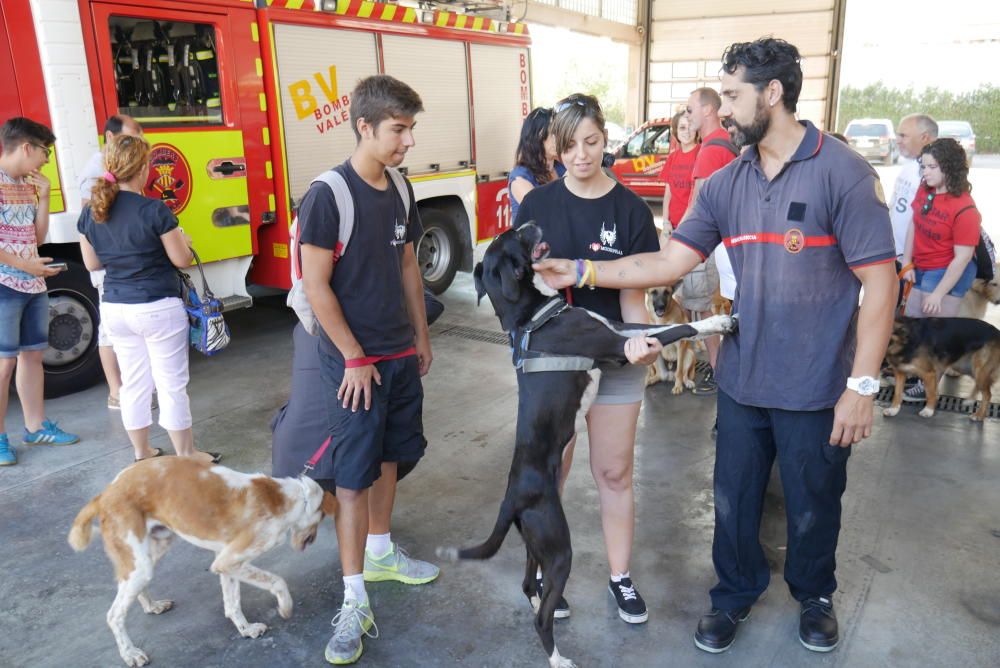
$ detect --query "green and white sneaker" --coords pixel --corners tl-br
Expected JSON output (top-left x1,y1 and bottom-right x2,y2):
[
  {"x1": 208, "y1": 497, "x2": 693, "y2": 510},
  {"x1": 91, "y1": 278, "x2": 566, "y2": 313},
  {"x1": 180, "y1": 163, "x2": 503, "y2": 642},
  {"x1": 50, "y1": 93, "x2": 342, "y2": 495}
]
[
  {"x1": 363, "y1": 542, "x2": 440, "y2": 585},
  {"x1": 324, "y1": 599, "x2": 376, "y2": 665}
]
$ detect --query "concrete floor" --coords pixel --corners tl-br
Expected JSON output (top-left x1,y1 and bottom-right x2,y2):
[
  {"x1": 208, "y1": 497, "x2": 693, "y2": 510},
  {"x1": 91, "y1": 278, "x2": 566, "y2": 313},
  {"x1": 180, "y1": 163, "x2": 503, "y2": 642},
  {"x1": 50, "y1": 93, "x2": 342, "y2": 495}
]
[{"x1": 2, "y1": 274, "x2": 999, "y2": 668}]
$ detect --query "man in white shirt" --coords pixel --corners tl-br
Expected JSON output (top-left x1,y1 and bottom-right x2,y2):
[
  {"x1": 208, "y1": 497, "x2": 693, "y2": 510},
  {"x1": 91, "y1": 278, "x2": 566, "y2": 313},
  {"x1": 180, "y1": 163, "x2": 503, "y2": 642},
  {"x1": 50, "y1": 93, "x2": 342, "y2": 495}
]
[
  {"x1": 890, "y1": 114, "x2": 937, "y2": 259},
  {"x1": 78, "y1": 115, "x2": 143, "y2": 409}
]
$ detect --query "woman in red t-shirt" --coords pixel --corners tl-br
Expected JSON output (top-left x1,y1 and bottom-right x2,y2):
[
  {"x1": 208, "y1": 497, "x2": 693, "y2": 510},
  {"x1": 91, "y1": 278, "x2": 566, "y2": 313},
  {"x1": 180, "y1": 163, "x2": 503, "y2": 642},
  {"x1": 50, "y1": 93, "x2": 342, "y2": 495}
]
[
  {"x1": 901, "y1": 138, "x2": 981, "y2": 317},
  {"x1": 659, "y1": 111, "x2": 700, "y2": 235}
]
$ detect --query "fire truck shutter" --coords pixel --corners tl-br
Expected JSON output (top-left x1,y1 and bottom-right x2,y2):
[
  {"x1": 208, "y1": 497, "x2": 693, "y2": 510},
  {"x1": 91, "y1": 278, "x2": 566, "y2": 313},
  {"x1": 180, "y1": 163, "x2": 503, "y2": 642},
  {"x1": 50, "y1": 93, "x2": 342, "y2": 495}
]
[
  {"x1": 380, "y1": 35, "x2": 472, "y2": 176},
  {"x1": 272, "y1": 23, "x2": 378, "y2": 204},
  {"x1": 469, "y1": 44, "x2": 530, "y2": 181}
]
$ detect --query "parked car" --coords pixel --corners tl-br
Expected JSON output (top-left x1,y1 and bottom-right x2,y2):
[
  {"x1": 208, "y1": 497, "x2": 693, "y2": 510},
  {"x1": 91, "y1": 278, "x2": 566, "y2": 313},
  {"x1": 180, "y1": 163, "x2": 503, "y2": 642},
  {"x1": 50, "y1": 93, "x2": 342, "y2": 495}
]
[
  {"x1": 937, "y1": 120, "x2": 976, "y2": 163},
  {"x1": 610, "y1": 117, "x2": 672, "y2": 199},
  {"x1": 844, "y1": 118, "x2": 898, "y2": 165}
]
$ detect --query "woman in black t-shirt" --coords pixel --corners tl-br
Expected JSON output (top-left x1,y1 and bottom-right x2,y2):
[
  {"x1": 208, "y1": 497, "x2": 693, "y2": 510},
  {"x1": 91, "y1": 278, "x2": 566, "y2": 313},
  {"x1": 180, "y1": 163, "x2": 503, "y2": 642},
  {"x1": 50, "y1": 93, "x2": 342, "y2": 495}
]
[
  {"x1": 513, "y1": 94, "x2": 660, "y2": 624},
  {"x1": 77, "y1": 135, "x2": 219, "y2": 465}
]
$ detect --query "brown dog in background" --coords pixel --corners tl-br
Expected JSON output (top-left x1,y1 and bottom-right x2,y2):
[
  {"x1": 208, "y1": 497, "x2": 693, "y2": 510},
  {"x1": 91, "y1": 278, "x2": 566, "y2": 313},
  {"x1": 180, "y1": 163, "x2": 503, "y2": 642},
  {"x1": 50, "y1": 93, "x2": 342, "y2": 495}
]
[
  {"x1": 645, "y1": 284, "x2": 695, "y2": 394},
  {"x1": 882, "y1": 316, "x2": 1000, "y2": 421},
  {"x1": 958, "y1": 263, "x2": 1000, "y2": 320},
  {"x1": 68, "y1": 457, "x2": 337, "y2": 666}
]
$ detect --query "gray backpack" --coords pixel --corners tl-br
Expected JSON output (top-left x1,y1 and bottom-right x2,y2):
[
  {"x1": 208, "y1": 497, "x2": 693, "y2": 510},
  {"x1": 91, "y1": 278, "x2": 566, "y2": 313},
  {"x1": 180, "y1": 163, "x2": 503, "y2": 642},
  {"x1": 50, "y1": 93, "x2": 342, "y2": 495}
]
[{"x1": 287, "y1": 165, "x2": 411, "y2": 335}]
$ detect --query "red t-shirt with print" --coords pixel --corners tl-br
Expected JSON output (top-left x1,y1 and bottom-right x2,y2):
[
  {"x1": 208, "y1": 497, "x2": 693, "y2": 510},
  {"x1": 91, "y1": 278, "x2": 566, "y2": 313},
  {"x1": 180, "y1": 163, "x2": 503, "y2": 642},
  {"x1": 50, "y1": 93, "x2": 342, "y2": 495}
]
[
  {"x1": 659, "y1": 145, "x2": 700, "y2": 226},
  {"x1": 692, "y1": 127, "x2": 737, "y2": 180},
  {"x1": 910, "y1": 184, "x2": 981, "y2": 270}
]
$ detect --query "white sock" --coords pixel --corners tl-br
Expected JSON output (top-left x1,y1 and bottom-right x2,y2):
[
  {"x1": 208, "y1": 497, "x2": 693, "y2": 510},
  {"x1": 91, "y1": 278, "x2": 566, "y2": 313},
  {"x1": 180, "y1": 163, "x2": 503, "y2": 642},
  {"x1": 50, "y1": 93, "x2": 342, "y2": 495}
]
[
  {"x1": 365, "y1": 532, "x2": 392, "y2": 558},
  {"x1": 343, "y1": 574, "x2": 367, "y2": 604},
  {"x1": 611, "y1": 571, "x2": 630, "y2": 583}
]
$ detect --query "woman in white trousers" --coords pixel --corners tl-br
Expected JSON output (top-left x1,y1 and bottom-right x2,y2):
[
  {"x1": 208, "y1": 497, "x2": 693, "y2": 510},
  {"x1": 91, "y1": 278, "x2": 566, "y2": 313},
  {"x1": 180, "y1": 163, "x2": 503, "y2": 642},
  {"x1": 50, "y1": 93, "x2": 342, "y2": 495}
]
[{"x1": 77, "y1": 134, "x2": 219, "y2": 464}]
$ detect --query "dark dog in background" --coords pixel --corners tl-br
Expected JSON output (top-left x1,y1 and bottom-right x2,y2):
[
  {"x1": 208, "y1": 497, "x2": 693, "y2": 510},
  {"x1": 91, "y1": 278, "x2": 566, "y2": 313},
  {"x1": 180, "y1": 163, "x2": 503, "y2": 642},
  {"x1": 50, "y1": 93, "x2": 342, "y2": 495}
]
[
  {"x1": 645, "y1": 283, "x2": 695, "y2": 393},
  {"x1": 882, "y1": 316, "x2": 1000, "y2": 421},
  {"x1": 438, "y1": 223, "x2": 736, "y2": 667}
]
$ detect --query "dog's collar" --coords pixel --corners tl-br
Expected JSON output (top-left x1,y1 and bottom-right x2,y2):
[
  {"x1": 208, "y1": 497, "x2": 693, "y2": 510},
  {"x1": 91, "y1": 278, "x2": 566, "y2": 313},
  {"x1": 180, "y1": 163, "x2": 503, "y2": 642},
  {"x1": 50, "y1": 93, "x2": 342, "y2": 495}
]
[{"x1": 510, "y1": 297, "x2": 595, "y2": 373}]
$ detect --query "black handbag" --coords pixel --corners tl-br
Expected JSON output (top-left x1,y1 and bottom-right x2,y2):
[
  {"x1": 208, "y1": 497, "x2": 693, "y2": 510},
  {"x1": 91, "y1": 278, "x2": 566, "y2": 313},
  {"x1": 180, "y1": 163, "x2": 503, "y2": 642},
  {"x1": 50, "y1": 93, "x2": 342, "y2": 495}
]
[{"x1": 178, "y1": 247, "x2": 230, "y2": 356}]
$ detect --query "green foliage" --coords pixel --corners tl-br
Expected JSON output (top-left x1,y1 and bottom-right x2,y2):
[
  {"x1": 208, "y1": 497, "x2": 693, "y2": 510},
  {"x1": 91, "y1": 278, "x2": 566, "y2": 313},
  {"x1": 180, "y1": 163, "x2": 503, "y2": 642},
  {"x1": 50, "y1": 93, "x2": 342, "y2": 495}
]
[{"x1": 837, "y1": 83, "x2": 999, "y2": 152}]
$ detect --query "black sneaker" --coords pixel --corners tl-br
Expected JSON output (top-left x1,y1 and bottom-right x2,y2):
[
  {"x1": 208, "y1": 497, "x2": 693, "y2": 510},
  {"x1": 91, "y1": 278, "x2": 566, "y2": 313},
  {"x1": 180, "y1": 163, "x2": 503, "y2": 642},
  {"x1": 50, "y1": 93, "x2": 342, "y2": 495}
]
[
  {"x1": 694, "y1": 606, "x2": 751, "y2": 653},
  {"x1": 799, "y1": 596, "x2": 838, "y2": 652},
  {"x1": 693, "y1": 367, "x2": 718, "y2": 395},
  {"x1": 608, "y1": 577, "x2": 648, "y2": 624},
  {"x1": 534, "y1": 575, "x2": 570, "y2": 619},
  {"x1": 902, "y1": 379, "x2": 926, "y2": 403}
]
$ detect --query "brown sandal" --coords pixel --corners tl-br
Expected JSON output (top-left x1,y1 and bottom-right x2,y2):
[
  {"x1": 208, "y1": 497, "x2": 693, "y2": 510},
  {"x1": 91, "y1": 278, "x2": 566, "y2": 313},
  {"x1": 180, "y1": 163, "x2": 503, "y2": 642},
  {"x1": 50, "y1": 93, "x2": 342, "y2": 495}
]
[{"x1": 134, "y1": 447, "x2": 164, "y2": 463}]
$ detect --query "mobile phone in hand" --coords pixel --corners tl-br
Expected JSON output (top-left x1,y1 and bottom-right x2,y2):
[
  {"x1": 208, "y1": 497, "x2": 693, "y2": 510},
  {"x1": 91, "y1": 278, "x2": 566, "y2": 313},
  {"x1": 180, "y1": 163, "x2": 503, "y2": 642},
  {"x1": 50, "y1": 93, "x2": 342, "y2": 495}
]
[{"x1": 47, "y1": 262, "x2": 68, "y2": 272}]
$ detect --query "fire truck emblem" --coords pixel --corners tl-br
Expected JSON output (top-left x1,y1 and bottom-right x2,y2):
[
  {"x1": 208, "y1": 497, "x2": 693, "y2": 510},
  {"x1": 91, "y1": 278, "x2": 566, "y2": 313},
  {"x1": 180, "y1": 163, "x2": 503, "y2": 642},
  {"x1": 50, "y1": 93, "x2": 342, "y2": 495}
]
[
  {"x1": 145, "y1": 144, "x2": 192, "y2": 214},
  {"x1": 599, "y1": 222, "x2": 617, "y2": 248},
  {"x1": 784, "y1": 228, "x2": 804, "y2": 254}
]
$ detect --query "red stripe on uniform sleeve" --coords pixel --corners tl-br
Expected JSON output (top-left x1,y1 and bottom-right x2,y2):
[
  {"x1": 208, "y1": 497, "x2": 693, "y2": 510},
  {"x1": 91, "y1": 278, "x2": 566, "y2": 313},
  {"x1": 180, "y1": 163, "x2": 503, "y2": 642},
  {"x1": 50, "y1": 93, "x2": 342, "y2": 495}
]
[{"x1": 670, "y1": 235, "x2": 708, "y2": 261}]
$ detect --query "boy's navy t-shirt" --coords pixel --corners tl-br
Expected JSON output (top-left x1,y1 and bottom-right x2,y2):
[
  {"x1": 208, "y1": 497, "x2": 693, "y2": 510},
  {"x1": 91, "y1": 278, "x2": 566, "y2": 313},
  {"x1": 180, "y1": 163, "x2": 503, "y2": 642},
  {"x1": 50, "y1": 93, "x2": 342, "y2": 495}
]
[
  {"x1": 514, "y1": 179, "x2": 659, "y2": 322},
  {"x1": 297, "y1": 160, "x2": 423, "y2": 361},
  {"x1": 76, "y1": 192, "x2": 181, "y2": 304}
]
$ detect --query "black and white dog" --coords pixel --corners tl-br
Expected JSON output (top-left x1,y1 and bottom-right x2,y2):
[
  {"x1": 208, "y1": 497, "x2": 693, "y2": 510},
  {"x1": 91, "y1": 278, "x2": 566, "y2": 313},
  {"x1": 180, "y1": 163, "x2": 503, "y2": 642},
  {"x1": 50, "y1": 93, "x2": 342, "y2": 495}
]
[{"x1": 439, "y1": 223, "x2": 736, "y2": 667}]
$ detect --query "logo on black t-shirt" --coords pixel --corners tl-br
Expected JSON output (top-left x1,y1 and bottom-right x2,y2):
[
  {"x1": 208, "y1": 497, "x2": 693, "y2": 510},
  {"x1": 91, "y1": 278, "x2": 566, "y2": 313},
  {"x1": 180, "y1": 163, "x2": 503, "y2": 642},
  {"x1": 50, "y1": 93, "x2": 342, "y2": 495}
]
[
  {"x1": 590, "y1": 221, "x2": 623, "y2": 255},
  {"x1": 391, "y1": 219, "x2": 406, "y2": 246}
]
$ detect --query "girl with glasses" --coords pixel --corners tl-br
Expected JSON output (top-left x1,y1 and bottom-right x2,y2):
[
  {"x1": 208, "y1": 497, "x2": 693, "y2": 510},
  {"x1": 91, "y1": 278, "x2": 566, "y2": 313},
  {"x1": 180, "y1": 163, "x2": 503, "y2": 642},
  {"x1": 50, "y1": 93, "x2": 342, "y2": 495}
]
[{"x1": 900, "y1": 137, "x2": 980, "y2": 318}]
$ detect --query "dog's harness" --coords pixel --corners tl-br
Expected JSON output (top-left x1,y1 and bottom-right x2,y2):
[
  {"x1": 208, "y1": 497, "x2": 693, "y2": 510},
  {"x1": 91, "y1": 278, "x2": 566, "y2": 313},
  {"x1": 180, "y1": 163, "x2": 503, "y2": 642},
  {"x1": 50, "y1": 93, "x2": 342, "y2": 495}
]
[{"x1": 510, "y1": 297, "x2": 596, "y2": 373}]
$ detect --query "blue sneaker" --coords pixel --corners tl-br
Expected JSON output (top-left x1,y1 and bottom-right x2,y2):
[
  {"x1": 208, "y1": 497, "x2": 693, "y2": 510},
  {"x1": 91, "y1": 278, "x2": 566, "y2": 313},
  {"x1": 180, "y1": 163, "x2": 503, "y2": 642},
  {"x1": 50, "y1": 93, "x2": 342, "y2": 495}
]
[
  {"x1": 0, "y1": 434, "x2": 15, "y2": 466},
  {"x1": 23, "y1": 420, "x2": 79, "y2": 446}
]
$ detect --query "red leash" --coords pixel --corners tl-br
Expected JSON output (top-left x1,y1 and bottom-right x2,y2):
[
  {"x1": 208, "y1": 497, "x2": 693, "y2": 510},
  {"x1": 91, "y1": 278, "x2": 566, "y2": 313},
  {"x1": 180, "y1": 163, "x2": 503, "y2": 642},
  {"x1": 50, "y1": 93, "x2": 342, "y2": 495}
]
[{"x1": 301, "y1": 347, "x2": 417, "y2": 474}]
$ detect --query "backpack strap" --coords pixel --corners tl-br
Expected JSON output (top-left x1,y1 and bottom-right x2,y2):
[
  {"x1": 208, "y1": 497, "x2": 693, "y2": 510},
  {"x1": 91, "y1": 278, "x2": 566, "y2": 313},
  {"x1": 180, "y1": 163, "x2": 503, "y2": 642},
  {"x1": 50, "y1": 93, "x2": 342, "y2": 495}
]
[
  {"x1": 311, "y1": 166, "x2": 355, "y2": 264},
  {"x1": 385, "y1": 167, "x2": 412, "y2": 220},
  {"x1": 704, "y1": 137, "x2": 739, "y2": 157}
]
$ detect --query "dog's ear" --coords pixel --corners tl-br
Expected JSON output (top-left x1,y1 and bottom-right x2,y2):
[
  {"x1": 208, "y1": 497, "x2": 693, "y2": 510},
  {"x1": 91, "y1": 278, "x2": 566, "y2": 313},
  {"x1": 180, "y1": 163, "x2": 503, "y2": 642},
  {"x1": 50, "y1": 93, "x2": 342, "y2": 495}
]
[
  {"x1": 473, "y1": 262, "x2": 486, "y2": 305},
  {"x1": 499, "y1": 258, "x2": 522, "y2": 302}
]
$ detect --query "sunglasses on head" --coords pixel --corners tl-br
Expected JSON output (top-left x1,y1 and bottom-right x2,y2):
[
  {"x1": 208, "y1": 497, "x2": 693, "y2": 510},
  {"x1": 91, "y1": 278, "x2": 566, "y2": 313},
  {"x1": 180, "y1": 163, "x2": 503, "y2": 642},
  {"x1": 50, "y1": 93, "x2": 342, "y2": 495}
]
[
  {"x1": 921, "y1": 191, "x2": 935, "y2": 215},
  {"x1": 554, "y1": 98, "x2": 591, "y2": 114}
]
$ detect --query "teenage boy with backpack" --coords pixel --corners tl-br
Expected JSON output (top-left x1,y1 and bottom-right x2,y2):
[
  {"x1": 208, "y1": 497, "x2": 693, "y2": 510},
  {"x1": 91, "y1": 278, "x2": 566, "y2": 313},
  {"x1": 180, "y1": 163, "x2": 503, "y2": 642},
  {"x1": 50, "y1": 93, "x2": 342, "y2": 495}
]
[{"x1": 298, "y1": 75, "x2": 436, "y2": 665}]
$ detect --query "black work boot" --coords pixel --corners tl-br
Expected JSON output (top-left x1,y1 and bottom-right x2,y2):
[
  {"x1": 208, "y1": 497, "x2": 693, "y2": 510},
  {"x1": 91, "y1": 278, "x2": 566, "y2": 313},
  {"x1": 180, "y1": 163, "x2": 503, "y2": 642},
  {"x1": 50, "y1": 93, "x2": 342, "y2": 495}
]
[
  {"x1": 799, "y1": 596, "x2": 839, "y2": 652},
  {"x1": 694, "y1": 605, "x2": 751, "y2": 653}
]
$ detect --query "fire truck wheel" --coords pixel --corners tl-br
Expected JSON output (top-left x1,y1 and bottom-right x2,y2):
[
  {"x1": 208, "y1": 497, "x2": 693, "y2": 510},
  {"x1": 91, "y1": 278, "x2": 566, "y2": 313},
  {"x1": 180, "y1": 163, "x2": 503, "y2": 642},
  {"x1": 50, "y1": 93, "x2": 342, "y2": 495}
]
[
  {"x1": 418, "y1": 209, "x2": 460, "y2": 295},
  {"x1": 42, "y1": 261, "x2": 103, "y2": 398}
]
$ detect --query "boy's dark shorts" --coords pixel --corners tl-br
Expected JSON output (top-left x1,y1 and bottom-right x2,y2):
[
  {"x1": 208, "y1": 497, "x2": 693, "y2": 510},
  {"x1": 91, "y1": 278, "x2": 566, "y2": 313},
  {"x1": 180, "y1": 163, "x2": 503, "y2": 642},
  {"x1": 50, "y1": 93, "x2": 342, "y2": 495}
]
[{"x1": 318, "y1": 349, "x2": 426, "y2": 491}]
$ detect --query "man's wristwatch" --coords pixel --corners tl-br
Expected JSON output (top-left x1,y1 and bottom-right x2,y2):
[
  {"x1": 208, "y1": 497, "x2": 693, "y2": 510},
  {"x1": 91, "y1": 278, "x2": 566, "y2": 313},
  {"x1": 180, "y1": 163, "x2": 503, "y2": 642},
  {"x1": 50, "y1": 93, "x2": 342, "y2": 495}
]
[{"x1": 846, "y1": 376, "x2": 880, "y2": 396}]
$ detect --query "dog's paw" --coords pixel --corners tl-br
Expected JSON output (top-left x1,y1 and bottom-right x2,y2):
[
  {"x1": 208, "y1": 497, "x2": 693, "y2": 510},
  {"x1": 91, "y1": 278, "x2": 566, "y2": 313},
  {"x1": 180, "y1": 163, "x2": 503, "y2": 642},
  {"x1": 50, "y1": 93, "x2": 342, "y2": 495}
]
[
  {"x1": 120, "y1": 647, "x2": 150, "y2": 667},
  {"x1": 692, "y1": 314, "x2": 736, "y2": 337},
  {"x1": 435, "y1": 546, "x2": 459, "y2": 562},
  {"x1": 276, "y1": 594, "x2": 293, "y2": 620},
  {"x1": 239, "y1": 622, "x2": 268, "y2": 639},
  {"x1": 142, "y1": 598, "x2": 173, "y2": 615},
  {"x1": 548, "y1": 653, "x2": 577, "y2": 668},
  {"x1": 882, "y1": 406, "x2": 900, "y2": 418},
  {"x1": 969, "y1": 414, "x2": 984, "y2": 423},
  {"x1": 918, "y1": 407, "x2": 935, "y2": 418},
  {"x1": 671, "y1": 384, "x2": 683, "y2": 395},
  {"x1": 683, "y1": 378, "x2": 696, "y2": 389}
]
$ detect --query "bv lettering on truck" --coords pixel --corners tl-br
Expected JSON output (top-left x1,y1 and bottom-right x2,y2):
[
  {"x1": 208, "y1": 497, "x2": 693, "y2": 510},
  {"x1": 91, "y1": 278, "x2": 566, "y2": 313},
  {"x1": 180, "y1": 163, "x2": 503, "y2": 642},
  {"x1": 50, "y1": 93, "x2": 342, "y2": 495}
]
[{"x1": 287, "y1": 64, "x2": 351, "y2": 132}]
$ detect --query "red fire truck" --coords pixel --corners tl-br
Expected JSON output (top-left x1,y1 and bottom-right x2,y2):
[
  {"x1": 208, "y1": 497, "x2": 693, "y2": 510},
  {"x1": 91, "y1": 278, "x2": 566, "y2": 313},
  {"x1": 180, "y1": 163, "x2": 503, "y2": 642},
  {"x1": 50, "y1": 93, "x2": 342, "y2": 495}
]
[{"x1": 1, "y1": 0, "x2": 530, "y2": 394}]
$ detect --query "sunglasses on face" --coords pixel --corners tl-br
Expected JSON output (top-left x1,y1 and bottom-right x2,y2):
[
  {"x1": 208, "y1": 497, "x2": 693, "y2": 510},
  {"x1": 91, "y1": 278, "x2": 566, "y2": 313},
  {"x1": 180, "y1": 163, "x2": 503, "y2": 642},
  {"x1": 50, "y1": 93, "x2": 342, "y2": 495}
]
[{"x1": 921, "y1": 192, "x2": 935, "y2": 215}]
